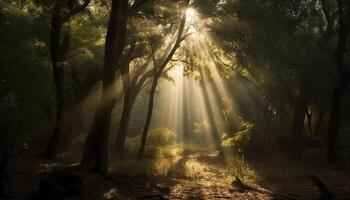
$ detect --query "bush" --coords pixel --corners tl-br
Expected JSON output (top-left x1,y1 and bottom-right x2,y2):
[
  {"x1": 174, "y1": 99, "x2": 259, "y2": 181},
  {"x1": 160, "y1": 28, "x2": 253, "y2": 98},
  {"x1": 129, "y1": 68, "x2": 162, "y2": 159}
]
[
  {"x1": 221, "y1": 118, "x2": 259, "y2": 183},
  {"x1": 123, "y1": 128, "x2": 178, "y2": 158},
  {"x1": 146, "y1": 128, "x2": 177, "y2": 146},
  {"x1": 221, "y1": 118, "x2": 254, "y2": 156}
]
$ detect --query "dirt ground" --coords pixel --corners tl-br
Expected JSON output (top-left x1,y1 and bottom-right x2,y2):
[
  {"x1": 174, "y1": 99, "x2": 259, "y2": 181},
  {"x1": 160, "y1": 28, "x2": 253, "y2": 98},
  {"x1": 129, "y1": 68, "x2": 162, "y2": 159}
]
[{"x1": 3, "y1": 150, "x2": 350, "y2": 200}]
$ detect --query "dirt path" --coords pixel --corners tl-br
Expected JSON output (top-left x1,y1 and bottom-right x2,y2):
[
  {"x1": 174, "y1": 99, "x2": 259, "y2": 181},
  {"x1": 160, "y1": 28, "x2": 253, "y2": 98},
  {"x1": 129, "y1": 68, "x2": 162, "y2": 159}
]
[{"x1": 156, "y1": 151, "x2": 275, "y2": 200}]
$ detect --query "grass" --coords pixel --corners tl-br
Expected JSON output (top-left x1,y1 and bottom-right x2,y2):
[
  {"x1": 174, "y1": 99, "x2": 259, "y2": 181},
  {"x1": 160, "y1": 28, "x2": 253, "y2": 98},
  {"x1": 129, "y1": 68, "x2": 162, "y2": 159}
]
[
  {"x1": 111, "y1": 144, "x2": 183, "y2": 177},
  {"x1": 111, "y1": 142, "x2": 221, "y2": 178}
]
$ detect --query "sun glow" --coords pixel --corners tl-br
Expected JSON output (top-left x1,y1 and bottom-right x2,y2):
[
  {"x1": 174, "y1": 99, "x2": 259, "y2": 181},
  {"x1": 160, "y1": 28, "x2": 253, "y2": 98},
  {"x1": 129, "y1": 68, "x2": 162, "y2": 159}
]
[
  {"x1": 186, "y1": 8, "x2": 197, "y2": 22},
  {"x1": 149, "y1": 7, "x2": 243, "y2": 152}
]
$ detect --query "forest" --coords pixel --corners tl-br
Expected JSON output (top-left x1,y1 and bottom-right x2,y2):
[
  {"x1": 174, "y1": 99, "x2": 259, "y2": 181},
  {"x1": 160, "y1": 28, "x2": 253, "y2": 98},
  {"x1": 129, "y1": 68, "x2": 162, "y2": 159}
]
[{"x1": 1, "y1": 0, "x2": 350, "y2": 199}]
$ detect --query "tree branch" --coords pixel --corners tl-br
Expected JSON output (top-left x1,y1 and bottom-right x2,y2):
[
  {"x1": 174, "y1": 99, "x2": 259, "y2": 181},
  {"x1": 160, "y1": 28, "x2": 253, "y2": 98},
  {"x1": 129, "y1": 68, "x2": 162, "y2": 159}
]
[
  {"x1": 129, "y1": 0, "x2": 149, "y2": 12},
  {"x1": 63, "y1": 0, "x2": 92, "y2": 22},
  {"x1": 319, "y1": 0, "x2": 336, "y2": 47}
]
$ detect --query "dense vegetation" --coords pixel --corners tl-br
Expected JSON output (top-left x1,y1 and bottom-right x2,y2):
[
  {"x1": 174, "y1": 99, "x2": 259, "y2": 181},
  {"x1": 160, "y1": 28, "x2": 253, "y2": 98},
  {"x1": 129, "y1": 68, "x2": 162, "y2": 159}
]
[{"x1": 1, "y1": 0, "x2": 350, "y2": 199}]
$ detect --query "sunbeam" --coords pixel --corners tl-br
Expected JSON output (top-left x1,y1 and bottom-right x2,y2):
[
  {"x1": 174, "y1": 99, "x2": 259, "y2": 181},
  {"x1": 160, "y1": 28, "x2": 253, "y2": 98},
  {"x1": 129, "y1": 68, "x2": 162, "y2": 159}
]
[
  {"x1": 146, "y1": 5, "x2": 247, "y2": 152},
  {"x1": 186, "y1": 8, "x2": 197, "y2": 22}
]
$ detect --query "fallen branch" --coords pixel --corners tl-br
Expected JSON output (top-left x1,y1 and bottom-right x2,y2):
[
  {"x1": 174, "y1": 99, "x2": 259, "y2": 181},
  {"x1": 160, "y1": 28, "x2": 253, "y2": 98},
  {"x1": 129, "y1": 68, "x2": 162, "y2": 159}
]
[
  {"x1": 230, "y1": 177, "x2": 295, "y2": 200},
  {"x1": 231, "y1": 176, "x2": 254, "y2": 192}
]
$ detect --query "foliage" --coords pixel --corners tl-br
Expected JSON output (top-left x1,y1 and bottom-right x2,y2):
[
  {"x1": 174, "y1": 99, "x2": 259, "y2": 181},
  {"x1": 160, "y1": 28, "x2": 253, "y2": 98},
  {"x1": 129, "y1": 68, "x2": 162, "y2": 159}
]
[
  {"x1": 145, "y1": 128, "x2": 177, "y2": 146},
  {"x1": 124, "y1": 128, "x2": 177, "y2": 158},
  {"x1": 221, "y1": 118, "x2": 254, "y2": 156},
  {"x1": 112, "y1": 144, "x2": 183, "y2": 176},
  {"x1": 0, "y1": 2, "x2": 53, "y2": 145}
]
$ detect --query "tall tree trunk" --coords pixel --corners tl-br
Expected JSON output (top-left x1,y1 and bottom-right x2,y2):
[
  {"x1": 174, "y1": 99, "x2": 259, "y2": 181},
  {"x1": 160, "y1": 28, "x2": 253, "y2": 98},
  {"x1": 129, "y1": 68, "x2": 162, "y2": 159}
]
[
  {"x1": 291, "y1": 84, "x2": 309, "y2": 157},
  {"x1": 44, "y1": 0, "x2": 91, "y2": 159},
  {"x1": 200, "y1": 80, "x2": 222, "y2": 151},
  {"x1": 138, "y1": 77, "x2": 158, "y2": 160},
  {"x1": 327, "y1": 0, "x2": 350, "y2": 163},
  {"x1": 278, "y1": 105, "x2": 285, "y2": 140},
  {"x1": 114, "y1": 92, "x2": 136, "y2": 157},
  {"x1": 306, "y1": 109, "x2": 313, "y2": 135},
  {"x1": 182, "y1": 78, "x2": 191, "y2": 142},
  {"x1": 315, "y1": 107, "x2": 324, "y2": 135},
  {"x1": 80, "y1": 0, "x2": 128, "y2": 173},
  {"x1": 327, "y1": 80, "x2": 349, "y2": 162},
  {"x1": 268, "y1": 106, "x2": 273, "y2": 144},
  {"x1": 115, "y1": 0, "x2": 190, "y2": 157},
  {"x1": 43, "y1": 4, "x2": 65, "y2": 159}
]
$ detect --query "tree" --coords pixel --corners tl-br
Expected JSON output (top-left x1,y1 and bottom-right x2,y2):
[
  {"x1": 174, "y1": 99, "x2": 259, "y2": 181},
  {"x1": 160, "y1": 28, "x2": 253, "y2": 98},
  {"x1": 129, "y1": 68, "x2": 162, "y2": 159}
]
[
  {"x1": 211, "y1": 0, "x2": 336, "y2": 155},
  {"x1": 327, "y1": 0, "x2": 350, "y2": 163},
  {"x1": 112, "y1": 0, "x2": 191, "y2": 157},
  {"x1": 43, "y1": 0, "x2": 91, "y2": 159},
  {"x1": 137, "y1": 3, "x2": 190, "y2": 159},
  {"x1": 80, "y1": 0, "x2": 149, "y2": 172},
  {"x1": 80, "y1": 0, "x2": 129, "y2": 172}
]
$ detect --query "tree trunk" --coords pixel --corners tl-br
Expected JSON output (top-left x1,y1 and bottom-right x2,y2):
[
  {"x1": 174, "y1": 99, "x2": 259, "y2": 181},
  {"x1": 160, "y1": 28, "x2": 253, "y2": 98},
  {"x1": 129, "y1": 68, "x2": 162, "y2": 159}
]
[
  {"x1": 138, "y1": 77, "x2": 159, "y2": 160},
  {"x1": 327, "y1": 80, "x2": 348, "y2": 162},
  {"x1": 306, "y1": 110, "x2": 313, "y2": 135},
  {"x1": 326, "y1": 0, "x2": 350, "y2": 163},
  {"x1": 115, "y1": 0, "x2": 190, "y2": 157},
  {"x1": 182, "y1": 79, "x2": 191, "y2": 142},
  {"x1": 200, "y1": 80, "x2": 222, "y2": 151},
  {"x1": 291, "y1": 84, "x2": 309, "y2": 157},
  {"x1": 114, "y1": 92, "x2": 136, "y2": 157},
  {"x1": 80, "y1": 95, "x2": 116, "y2": 171},
  {"x1": 268, "y1": 106, "x2": 273, "y2": 144},
  {"x1": 43, "y1": 5, "x2": 65, "y2": 159},
  {"x1": 0, "y1": 144, "x2": 7, "y2": 197},
  {"x1": 315, "y1": 108, "x2": 324, "y2": 135},
  {"x1": 278, "y1": 105, "x2": 285, "y2": 140},
  {"x1": 80, "y1": 0, "x2": 128, "y2": 173},
  {"x1": 44, "y1": 0, "x2": 91, "y2": 158}
]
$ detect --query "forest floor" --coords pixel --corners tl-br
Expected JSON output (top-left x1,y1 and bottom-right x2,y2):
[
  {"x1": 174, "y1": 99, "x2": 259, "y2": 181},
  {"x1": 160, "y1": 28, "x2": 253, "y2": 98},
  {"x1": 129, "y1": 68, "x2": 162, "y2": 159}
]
[{"x1": 4, "y1": 149, "x2": 350, "y2": 200}]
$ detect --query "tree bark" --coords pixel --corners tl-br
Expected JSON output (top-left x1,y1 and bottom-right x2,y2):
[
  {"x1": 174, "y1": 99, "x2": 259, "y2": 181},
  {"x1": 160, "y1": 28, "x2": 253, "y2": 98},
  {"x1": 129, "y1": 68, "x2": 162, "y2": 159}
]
[
  {"x1": 268, "y1": 106, "x2": 273, "y2": 144},
  {"x1": 306, "y1": 110, "x2": 313, "y2": 135},
  {"x1": 182, "y1": 79, "x2": 191, "y2": 142},
  {"x1": 138, "y1": 77, "x2": 158, "y2": 160},
  {"x1": 114, "y1": 92, "x2": 136, "y2": 157},
  {"x1": 327, "y1": 80, "x2": 349, "y2": 162},
  {"x1": 81, "y1": 96, "x2": 116, "y2": 172},
  {"x1": 315, "y1": 108, "x2": 324, "y2": 135},
  {"x1": 291, "y1": 83, "x2": 309, "y2": 157},
  {"x1": 43, "y1": 3, "x2": 65, "y2": 159},
  {"x1": 200, "y1": 79, "x2": 223, "y2": 151},
  {"x1": 44, "y1": 0, "x2": 91, "y2": 159},
  {"x1": 80, "y1": 0, "x2": 128, "y2": 172},
  {"x1": 327, "y1": 0, "x2": 350, "y2": 163},
  {"x1": 278, "y1": 105, "x2": 285, "y2": 140}
]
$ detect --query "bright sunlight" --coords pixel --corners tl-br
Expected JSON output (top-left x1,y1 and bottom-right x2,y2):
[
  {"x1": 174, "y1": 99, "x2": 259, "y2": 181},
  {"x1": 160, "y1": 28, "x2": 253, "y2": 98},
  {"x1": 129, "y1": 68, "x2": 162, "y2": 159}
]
[{"x1": 186, "y1": 8, "x2": 197, "y2": 22}]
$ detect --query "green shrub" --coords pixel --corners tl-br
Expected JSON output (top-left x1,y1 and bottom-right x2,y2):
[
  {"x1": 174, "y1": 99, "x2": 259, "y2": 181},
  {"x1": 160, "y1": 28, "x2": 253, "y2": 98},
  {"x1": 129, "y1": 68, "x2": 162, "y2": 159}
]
[
  {"x1": 221, "y1": 118, "x2": 254, "y2": 156},
  {"x1": 146, "y1": 128, "x2": 177, "y2": 146},
  {"x1": 123, "y1": 128, "x2": 178, "y2": 158}
]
